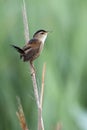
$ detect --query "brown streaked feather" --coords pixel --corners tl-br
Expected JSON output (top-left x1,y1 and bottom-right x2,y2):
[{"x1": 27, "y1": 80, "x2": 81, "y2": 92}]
[
  {"x1": 23, "y1": 45, "x2": 31, "y2": 51},
  {"x1": 21, "y1": 39, "x2": 41, "y2": 61},
  {"x1": 23, "y1": 39, "x2": 41, "y2": 50},
  {"x1": 23, "y1": 48, "x2": 39, "y2": 61}
]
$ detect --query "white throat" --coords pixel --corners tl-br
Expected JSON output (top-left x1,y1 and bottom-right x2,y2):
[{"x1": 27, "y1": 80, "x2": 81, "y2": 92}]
[{"x1": 40, "y1": 35, "x2": 47, "y2": 44}]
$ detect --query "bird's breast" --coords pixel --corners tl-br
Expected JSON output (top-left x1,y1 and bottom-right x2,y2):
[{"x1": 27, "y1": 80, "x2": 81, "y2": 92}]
[{"x1": 39, "y1": 42, "x2": 44, "y2": 53}]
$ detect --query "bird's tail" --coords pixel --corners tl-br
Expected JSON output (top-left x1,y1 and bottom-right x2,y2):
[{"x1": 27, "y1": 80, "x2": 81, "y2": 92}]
[{"x1": 11, "y1": 45, "x2": 25, "y2": 54}]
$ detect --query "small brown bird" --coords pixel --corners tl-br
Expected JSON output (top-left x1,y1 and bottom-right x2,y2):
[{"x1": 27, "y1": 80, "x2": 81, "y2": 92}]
[{"x1": 12, "y1": 30, "x2": 48, "y2": 62}]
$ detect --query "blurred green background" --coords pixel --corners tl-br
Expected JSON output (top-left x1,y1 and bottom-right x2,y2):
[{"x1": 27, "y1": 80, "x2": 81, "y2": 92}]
[{"x1": 0, "y1": 0, "x2": 87, "y2": 130}]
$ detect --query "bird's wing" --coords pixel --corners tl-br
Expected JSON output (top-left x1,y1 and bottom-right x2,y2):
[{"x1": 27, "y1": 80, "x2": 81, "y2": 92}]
[
  {"x1": 23, "y1": 39, "x2": 41, "y2": 51},
  {"x1": 22, "y1": 39, "x2": 41, "y2": 61}
]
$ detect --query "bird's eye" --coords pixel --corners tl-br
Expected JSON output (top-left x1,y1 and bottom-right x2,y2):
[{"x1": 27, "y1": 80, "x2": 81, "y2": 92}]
[{"x1": 40, "y1": 32, "x2": 44, "y2": 35}]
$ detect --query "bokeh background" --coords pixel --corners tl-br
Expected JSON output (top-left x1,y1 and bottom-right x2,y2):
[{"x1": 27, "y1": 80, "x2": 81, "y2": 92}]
[{"x1": 0, "y1": 0, "x2": 87, "y2": 130}]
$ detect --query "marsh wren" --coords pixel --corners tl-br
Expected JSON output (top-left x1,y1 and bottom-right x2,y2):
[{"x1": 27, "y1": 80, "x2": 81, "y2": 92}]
[{"x1": 12, "y1": 29, "x2": 48, "y2": 62}]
